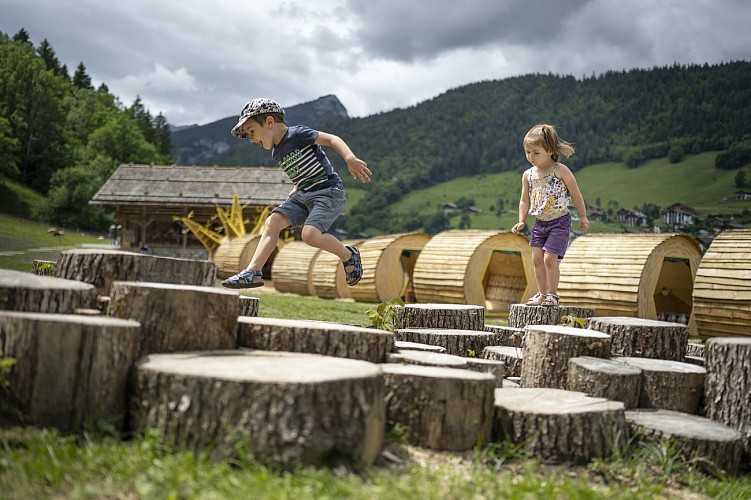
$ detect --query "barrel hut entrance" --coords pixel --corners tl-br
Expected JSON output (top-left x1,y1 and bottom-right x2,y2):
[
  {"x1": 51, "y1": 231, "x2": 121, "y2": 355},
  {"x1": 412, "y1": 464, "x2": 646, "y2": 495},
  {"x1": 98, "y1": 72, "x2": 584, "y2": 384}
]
[
  {"x1": 693, "y1": 229, "x2": 751, "y2": 339},
  {"x1": 558, "y1": 233, "x2": 701, "y2": 333},
  {"x1": 412, "y1": 230, "x2": 534, "y2": 316},
  {"x1": 349, "y1": 233, "x2": 431, "y2": 303}
]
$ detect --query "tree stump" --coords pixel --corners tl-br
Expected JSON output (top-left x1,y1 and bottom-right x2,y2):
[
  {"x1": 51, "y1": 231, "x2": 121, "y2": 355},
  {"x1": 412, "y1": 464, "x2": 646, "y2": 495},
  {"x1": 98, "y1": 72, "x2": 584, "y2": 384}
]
[
  {"x1": 521, "y1": 325, "x2": 611, "y2": 389},
  {"x1": 394, "y1": 340, "x2": 446, "y2": 354},
  {"x1": 236, "y1": 317, "x2": 393, "y2": 363},
  {"x1": 503, "y1": 378, "x2": 520, "y2": 388},
  {"x1": 238, "y1": 295, "x2": 259, "y2": 317},
  {"x1": 107, "y1": 282, "x2": 238, "y2": 356},
  {"x1": 32, "y1": 259, "x2": 56, "y2": 276},
  {"x1": 684, "y1": 356, "x2": 704, "y2": 367},
  {"x1": 394, "y1": 328, "x2": 499, "y2": 357},
  {"x1": 130, "y1": 350, "x2": 385, "y2": 468},
  {"x1": 395, "y1": 303, "x2": 484, "y2": 330},
  {"x1": 484, "y1": 324, "x2": 525, "y2": 347},
  {"x1": 613, "y1": 357, "x2": 705, "y2": 414},
  {"x1": 1, "y1": 269, "x2": 97, "y2": 313},
  {"x1": 382, "y1": 364, "x2": 495, "y2": 450},
  {"x1": 482, "y1": 346, "x2": 524, "y2": 377},
  {"x1": 507, "y1": 304, "x2": 595, "y2": 329},
  {"x1": 566, "y1": 356, "x2": 642, "y2": 409},
  {"x1": 386, "y1": 350, "x2": 468, "y2": 368},
  {"x1": 493, "y1": 388, "x2": 627, "y2": 463},
  {"x1": 686, "y1": 342, "x2": 704, "y2": 358},
  {"x1": 56, "y1": 249, "x2": 216, "y2": 296},
  {"x1": 626, "y1": 409, "x2": 745, "y2": 475},
  {"x1": 0, "y1": 311, "x2": 140, "y2": 431},
  {"x1": 464, "y1": 358, "x2": 505, "y2": 388},
  {"x1": 585, "y1": 316, "x2": 688, "y2": 360},
  {"x1": 704, "y1": 337, "x2": 751, "y2": 450}
]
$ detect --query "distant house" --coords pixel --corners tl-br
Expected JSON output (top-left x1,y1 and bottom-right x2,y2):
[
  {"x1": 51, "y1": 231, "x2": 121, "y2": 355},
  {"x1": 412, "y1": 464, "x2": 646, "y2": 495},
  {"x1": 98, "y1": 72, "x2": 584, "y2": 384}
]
[
  {"x1": 735, "y1": 190, "x2": 751, "y2": 201},
  {"x1": 664, "y1": 203, "x2": 695, "y2": 226},
  {"x1": 587, "y1": 205, "x2": 605, "y2": 221},
  {"x1": 617, "y1": 208, "x2": 648, "y2": 227},
  {"x1": 442, "y1": 203, "x2": 458, "y2": 214}
]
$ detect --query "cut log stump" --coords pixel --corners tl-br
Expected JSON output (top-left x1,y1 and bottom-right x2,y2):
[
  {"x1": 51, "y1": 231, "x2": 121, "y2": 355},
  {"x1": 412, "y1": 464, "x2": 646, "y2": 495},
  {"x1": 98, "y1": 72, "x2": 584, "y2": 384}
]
[
  {"x1": 704, "y1": 337, "x2": 751, "y2": 450},
  {"x1": 567, "y1": 356, "x2": 642, "y2": 409},
  {"x1": 394, "y1": 340, "x2": 446, "y2": 353},
  {"x1": 493, "y1": 388, "x2": 627, "y2": 463},
  {"x1": 394, "y1": 327, "x2": 499, "y2": 357},
  {"x1": 236, "y1": 317, "x2": 393, "y2": 363},
  {"x1": 395, "y1": 303, "x2": 484, "y2": 331},
  {"x1": 626, "y1": 409, "x2": 745, "y2": 475},
  {"x1": 130, "y1": 350, "x2": 385, "y2": 467},
  {"x1": 382, "y1": 364, "x2": 495, "y2": 450},
  {"x1": 386, "y1": 350, "x2": 468, "y2": 368},
  {"x1": 521, "y1": 325, "x2": 611, "y2": 389},
  {"x1": 107, "y1": 282, "x2": 238, "y2": 356},
  {"x1": 32, "y1": 259, "x2": 56, "y2": 276},
  {"x1": 238, "y1": 295, "x2": 259, "y2": 317},
  {"x1": 586, "y1": 316, "x2": 689, "y2": 360},
  {"x1": 464, "y1": 358, "x2": 505, "y2": 388},
  {"x1": 56, "y1": 249, "x2": 216, "y2": 296},
  {"x1": 613, "y1": 357, "x2": 705, "y2": 414},
  {"x1": 0, "y1": 311, "x2": 140, "y2": 431},
  {"x1": 507, "y1": 304, "x2": 595, "y2": 329},
  {"x1": 686, "y1": 342, "x2": 704, "y2": 358},
  {"x1": 1, "y1": 269, "x2": 97, "y2": 313},
  {"x1": 483, "y1": 324, "x2": 525, "y2": 347},
  {"x1": 482, "y1": 346, "x2": 524, "y2": 377}
]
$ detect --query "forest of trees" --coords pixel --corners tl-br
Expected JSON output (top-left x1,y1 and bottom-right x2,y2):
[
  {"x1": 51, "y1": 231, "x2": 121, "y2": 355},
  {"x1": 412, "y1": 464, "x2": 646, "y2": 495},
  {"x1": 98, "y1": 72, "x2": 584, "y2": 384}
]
[{"x1": 0, "y1": 28, "x2": 172, "y2": 230}]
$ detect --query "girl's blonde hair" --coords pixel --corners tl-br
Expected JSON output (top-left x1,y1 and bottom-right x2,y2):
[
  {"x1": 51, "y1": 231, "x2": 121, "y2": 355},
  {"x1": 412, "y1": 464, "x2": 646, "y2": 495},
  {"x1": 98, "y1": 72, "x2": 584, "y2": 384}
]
[{"x1": 523, "y1": 124, "x2": 575, "y2": 162}]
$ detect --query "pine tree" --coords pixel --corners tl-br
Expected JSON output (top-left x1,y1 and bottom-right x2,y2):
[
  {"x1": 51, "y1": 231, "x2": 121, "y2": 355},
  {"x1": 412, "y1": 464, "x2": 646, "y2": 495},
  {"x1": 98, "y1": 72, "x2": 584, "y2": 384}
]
[
  {"x1": 36, "y1": 39, "x2": 62, "y2": 75},
  {"x1": 72, "y1": 62, "x2": 93, "y2": 89}
]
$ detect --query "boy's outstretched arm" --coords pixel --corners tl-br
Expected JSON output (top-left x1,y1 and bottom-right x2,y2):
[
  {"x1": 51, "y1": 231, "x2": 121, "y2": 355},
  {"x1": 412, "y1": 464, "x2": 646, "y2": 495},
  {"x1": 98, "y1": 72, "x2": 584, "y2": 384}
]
[{"x1": 316, "y1": 131, "x2": 372, "y2": 183}]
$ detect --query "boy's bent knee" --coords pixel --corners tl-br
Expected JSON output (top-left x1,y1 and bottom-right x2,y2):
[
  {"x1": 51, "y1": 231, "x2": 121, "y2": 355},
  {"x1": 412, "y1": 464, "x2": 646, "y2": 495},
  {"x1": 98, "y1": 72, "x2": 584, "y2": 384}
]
[{"x1": 301, "y1": 225, "x2": 323, "y2": 245}]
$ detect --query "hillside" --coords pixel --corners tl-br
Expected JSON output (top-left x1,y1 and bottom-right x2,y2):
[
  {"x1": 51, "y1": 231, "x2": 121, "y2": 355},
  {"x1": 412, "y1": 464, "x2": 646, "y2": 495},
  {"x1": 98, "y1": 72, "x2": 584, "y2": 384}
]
[{"x1": 171, "y1": 95, "x2": 349, "y2": 165}]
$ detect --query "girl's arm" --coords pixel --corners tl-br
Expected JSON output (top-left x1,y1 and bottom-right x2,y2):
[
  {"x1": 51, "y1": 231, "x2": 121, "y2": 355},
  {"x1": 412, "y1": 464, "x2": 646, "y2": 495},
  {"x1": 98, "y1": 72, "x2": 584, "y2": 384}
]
[
  {"x1": 558, "y1": 165, "x2": 590, "y2": 231},
  {"x1": 511, "y1": 171, "x2": 531, "y2": 234},
  {"x1": 315, "y1": 131, "x2": 372, "y2": 183}
]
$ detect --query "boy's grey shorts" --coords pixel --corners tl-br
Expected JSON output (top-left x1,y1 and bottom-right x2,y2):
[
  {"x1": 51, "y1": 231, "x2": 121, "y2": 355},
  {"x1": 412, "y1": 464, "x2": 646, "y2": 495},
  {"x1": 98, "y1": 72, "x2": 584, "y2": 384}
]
[{"x1": 273, "y1": 183, "x2": 346, "y2": 233}]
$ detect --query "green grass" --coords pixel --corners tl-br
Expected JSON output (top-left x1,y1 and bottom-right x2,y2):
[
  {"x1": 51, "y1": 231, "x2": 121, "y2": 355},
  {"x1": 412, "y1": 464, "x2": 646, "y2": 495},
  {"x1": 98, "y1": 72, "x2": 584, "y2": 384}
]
[{"x1": 0, "y1": 176, "x2": 46, "y2": 220}]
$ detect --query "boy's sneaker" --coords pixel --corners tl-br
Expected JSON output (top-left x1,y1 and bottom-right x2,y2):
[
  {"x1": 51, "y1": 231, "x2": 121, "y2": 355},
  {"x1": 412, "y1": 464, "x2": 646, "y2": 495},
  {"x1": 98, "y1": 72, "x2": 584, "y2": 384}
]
[{"x1": 221, "y1": 269, "x2": 264, "y2": 289}]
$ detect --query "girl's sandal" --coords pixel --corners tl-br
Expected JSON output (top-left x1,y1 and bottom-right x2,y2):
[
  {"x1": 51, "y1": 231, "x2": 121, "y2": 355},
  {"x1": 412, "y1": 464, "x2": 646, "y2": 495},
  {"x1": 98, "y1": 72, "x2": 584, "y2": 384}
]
[
  {"x1": 525, "y1": 292, "x2": 545, "y2": 306},
  {"x1": 541, "y1": 293, "x2": 560, "y2": 307},
  {"x1": 342, "y1": 246, "x2": 363, "y2": 286}
]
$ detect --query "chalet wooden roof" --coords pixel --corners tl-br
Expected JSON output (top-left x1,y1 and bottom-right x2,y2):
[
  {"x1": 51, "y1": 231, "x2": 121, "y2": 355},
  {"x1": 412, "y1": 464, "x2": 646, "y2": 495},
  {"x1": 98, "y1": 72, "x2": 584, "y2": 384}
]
[{"x1": 91, "y1": 164, "x2": 292, "y2": 207}]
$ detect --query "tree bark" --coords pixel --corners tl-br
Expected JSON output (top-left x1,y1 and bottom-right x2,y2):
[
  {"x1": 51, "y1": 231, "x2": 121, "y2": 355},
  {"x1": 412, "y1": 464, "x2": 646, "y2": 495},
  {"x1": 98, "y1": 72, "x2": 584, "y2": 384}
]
[
  {"x1": 613, "y1": 357, "x2": 705, "y2": 414},
  {"x1": 482, "y1": 346, "x2": 524, "y2": 377},
  {"x1": 387, "y1": 350, "x2": 467, "y2": 368},
  {"x1": 395, "y1": 303, "x2": 484, "y2": 330},
  {"x1": 566, "y1": 356, "x2": 642, "y2": 409},
  {"x1": 56, "y1": 249, "x2": 216, "y2": 296},
  {"x1": 394, "y1": 340, "x2": 446, "y2": 353},
  {"x1": 382, "y1": 364, "x2": 495, "y2": 451},
  {"x1": 236, "y1": 317, "x2": 393, "y2": 363},
  {"x1": 493, "y1": 388, "x2": 627, "y2": 464},
  {"x1": 32, "y1": 259, "x2": 56, "y2": 276},
  {"x1": 238, "y1": 295, "x2": 259, "y2": 317},
  {"x1": 686, "y1": 342, "x2": 704, "y2": 358},
  {"x1": 507, "y1": 304, "x2": 595, "y2": 329},
  {"x1": 130, "y1": 350, "x2": 385, "y2": 468},
  {"x1": 0, "y1": 311, "x2": 140, "y2": 431},
  {"x1": 464, "y1": 358, "x2": 505, "y2": 388},
  {"x1": 484, "y1": 324, "x2": 525, "y2": 347},
  {"x1": 107, "y1": 282, "x2": 238, "y2": 357},
  {"x1": 704, "y1": 337, "x2": 751, "y2": 450},
  {"x1": 586, "y1": 316, "x2": 688, "y2": 360},
  {"x1": 521, "y1": 325, "x2": 611, "y2": 389},
  {"x1": 394, "y1": 328, "x2": 499, "y2": 357},
  {"x1": 1, "y1": 269, "x2": 97, "y2": 313},
  {"x1": 626, "y1": 409, "x2": 745, "y2": 475}
]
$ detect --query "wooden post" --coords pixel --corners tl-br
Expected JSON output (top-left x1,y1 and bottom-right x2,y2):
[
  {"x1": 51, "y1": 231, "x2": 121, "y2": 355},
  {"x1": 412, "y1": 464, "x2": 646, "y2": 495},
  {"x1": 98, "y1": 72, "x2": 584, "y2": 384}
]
[
  {"x1": 0, "y1": 311, "x2": 140, "y2": 431},
  {"x1": 130, "y1": 350, "x2": 385, "y2": 467},
  {"x1": 586, "y1": 316, "x2": 689, "y2": 360},
  {"x1": 521, "y1": 325, "x2": 611, "y2": 389}
]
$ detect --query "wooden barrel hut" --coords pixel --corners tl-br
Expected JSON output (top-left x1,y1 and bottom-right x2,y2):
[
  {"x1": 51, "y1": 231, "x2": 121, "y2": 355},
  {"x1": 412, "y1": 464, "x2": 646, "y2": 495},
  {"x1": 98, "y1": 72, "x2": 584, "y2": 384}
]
[
  {"x1": 270, "y1": 241, "x2": 323, "y2": 296},
  {"x1": 411, "y1": 230, "x2": 534, "y2": 316},
  {"x1": 558, "y1": 233, "x2": 701, "y2": 333},
  {"x1": 310, "y1": 239, "x2": 366, "y2": 299},
  {"x1": 692, "y1": 229, "x2": 751, "y2": 339},
  {"x1": 212, "y1": 234, "x2": 285, "y2": 279},
  {"x1": 349, "y1": 233, "x2": 431, "y2": 303}
]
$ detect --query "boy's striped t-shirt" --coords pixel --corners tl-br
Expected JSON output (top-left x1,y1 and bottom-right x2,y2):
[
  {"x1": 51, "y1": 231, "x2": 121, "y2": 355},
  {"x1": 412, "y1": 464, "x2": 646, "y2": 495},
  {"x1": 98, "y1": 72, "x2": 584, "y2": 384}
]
[{"x1": 272, "y1": 125, "x2": 340, "y2": 191}]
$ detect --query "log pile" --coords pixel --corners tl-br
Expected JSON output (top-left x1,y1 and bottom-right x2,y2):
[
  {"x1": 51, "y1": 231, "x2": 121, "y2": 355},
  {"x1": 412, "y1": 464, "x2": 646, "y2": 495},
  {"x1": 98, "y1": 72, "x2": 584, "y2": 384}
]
[
  {"x1": 586, "y1": 316, "x2": 688, "y2": 360},
  {"x1": 236, "y1": 317, "x2": 393, "y2": 363},
  {"x1": 1, "y1": 270, "x2": 97, "y2": 313},
  {"x1": 0, "y1": 311, "x2": 140, "y2": 431},
  {"x1": 131, "y1": 350, "x2": 385, "y2": 467},
  {"x1": 395, "y1": 303, "x2": 484, "y2": 330},
  {"x1": 107, "y1": 281, "x2": 238, "y2": 356}
]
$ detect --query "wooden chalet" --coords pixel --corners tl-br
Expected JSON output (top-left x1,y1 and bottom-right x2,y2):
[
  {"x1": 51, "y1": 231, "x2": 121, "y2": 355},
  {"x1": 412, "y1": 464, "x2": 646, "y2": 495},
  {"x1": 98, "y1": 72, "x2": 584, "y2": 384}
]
[{"x1": 91, "y1": 164, "x2": 292, "y2": 249}]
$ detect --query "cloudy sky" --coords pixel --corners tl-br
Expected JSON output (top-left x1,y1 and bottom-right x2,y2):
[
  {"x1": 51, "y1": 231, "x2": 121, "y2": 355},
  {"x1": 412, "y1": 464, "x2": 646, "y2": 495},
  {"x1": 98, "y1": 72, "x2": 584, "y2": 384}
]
[{"x1": 3, "y1": 0, "x2": 750, "y2": 126}]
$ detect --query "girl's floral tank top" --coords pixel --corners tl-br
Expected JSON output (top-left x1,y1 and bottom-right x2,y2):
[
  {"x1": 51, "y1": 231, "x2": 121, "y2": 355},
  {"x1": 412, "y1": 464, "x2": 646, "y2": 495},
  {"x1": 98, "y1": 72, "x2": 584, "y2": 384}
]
[{"x1": 528, "y1": 163, "x2": 571, "y2": 221}]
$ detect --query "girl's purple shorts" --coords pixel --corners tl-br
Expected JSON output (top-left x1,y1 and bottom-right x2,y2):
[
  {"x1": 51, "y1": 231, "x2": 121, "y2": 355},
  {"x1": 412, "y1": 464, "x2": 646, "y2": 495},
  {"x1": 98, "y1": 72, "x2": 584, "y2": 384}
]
[{"x1": 529, "y1": 213, "x2": 571, "y2": 259}]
